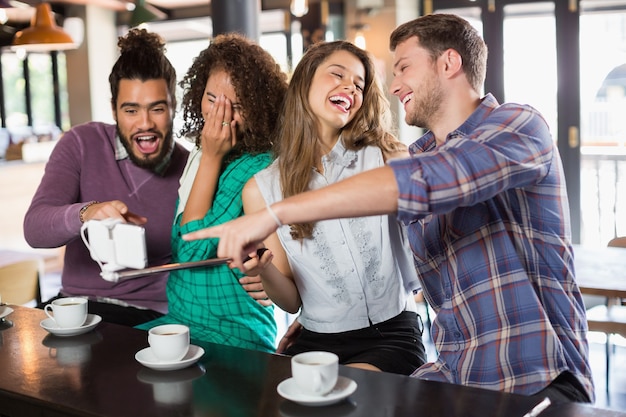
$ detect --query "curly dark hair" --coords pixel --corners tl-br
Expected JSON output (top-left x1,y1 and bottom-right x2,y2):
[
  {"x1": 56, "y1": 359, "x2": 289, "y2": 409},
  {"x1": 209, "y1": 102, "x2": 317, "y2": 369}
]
[
  {"x1": 178, "y1": 33, "x2": 288, "y2": 165},
  {"x1": 109, "y1": 28, "x2": 177, "y2": 109}
]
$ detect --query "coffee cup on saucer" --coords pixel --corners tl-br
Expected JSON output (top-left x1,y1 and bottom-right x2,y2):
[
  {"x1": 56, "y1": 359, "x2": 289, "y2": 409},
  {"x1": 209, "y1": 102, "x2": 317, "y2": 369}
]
[
  {"x1": 44, "y1": 297, "x2": 88, "y2": 328},
  {"x1": 291, "y1": 351, "x2": 339, "y2": 396},
  {"x1": 148, "y1": 324, "x2": 190, "y2": 362}
]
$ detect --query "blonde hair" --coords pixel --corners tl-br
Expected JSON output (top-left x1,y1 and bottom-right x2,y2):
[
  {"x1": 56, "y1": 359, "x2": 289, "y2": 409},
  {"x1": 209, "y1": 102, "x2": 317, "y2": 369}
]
[{"x1": 275, "y1": 41, "x2": 404, "y2": 240}]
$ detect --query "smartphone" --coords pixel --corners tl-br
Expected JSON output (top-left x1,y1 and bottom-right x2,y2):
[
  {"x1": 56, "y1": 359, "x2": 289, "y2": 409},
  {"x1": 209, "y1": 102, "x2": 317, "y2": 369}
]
[
  {"x1": 84, "y1": 219, "x2": 147, "y2": 270},
  {"x1": 112, "y1": 223, "x2": 147, "y2": 269}
]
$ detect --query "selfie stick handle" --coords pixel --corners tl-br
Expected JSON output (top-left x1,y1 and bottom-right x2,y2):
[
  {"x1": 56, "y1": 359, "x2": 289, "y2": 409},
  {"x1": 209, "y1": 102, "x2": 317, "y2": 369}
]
[
  {"x1": 100, "y1": 248, "x2": 268, "y2": 282},
  {"x1": 101, "y1": 258, "x2": 231, "y2": 282}
]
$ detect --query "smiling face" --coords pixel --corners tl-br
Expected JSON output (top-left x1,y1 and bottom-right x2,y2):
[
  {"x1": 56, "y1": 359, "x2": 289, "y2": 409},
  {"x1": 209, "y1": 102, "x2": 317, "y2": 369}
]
[
  {"x1": 307, "y1": 50, "x2": 365, "y2": 138},
  {"x1": 112, "y1": 78, "x2": 174, "y2": 171},
  {"x1": 201, "y1": 68, "x2": 244, "y2": 129},
  {"x1": 390, "y1": 37, "x2": 444, "y2": 130}
]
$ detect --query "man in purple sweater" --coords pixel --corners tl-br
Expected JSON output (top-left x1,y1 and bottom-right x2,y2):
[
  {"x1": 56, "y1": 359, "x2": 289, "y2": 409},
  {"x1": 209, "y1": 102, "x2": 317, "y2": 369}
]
[{"x1": 23, "y1": 29, "x2": 188, "y2": 326}]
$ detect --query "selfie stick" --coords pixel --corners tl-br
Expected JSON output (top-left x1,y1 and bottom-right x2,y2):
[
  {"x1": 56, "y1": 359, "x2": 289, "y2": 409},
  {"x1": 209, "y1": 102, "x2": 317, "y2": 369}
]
[
  {"x1": 100, "y1": 258, "x2": 232, "y2": 282},
  {"x1": 100, "y1": 249, "x2": 268, "y2": 282}
]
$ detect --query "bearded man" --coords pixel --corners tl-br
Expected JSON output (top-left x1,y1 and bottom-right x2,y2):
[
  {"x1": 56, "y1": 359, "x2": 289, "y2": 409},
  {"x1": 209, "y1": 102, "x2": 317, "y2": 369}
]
[{"x1": 24, "y1": 28, "x2": 187, "y2": 326}]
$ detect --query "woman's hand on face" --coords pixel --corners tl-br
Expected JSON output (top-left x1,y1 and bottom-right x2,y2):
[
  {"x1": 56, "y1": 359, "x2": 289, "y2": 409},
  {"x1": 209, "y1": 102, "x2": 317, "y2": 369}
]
[{"x1": 201, "y1": 94, "x2": 237, "y2": 158}]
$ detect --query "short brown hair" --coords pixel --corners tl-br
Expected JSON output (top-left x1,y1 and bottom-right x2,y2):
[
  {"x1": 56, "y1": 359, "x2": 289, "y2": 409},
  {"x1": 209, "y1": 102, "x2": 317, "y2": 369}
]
[{"x1": 390, "y1": 14, "x2": 487, "y2": 94}]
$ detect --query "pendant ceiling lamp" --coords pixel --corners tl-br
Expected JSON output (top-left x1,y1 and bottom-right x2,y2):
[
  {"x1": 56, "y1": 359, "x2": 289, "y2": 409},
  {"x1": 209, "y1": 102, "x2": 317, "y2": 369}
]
[
  {"x1": 130, "y1": 0, "x2": 166, "y2": 28},
  {"x1": 12, "y1": 2, "x2": 76, "y2": 52},
  {"x1": 290, "y1": 0, "x2": 308, "y2": 17}
]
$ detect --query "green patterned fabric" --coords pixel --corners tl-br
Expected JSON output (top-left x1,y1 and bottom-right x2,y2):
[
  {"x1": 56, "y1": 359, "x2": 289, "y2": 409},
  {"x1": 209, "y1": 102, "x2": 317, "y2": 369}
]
[{"x1": 137, "y1": 152, "x2": 276, "y2": 352}]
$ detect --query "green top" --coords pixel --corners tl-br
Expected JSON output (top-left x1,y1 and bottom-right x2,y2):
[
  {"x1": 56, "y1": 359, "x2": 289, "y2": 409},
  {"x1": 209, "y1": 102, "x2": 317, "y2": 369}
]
[{"x1": 137, "y1": 152, "x2": 276, "y2": 352}]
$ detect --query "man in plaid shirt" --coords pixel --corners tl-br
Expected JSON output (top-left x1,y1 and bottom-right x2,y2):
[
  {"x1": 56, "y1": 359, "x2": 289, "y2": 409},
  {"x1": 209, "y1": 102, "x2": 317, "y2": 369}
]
[{"x1": 184, "y1": 14, "x2": 594, "y2": 404}]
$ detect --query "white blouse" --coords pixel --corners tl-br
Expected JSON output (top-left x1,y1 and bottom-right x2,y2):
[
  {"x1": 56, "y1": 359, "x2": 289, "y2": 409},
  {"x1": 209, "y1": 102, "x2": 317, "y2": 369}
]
[{"x1": 255, "y1": 140, "x2": 418, "y2": 333}]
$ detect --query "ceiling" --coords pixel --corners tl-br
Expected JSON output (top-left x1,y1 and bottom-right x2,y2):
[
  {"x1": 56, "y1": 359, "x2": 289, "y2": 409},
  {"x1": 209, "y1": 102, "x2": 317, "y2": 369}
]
[
  {"x1": 12, "y1": 0, "x2": 212, "y2": 16},
  {"x1": 11, "y1": 0, "x2": 209, "y2": 10},
  {"x1": 10, "y1": 0, "x2": 297, "y2": 15},
  {"x1": 0, "y1": 0, "x2": 310, "y2": 46},
  {"x1": 148, "y1": 0, "x2": 208, "y2": 8},
  {"x1": 0, "y1": 1, "x2": 213, "y2": 47},
  {"x1": 1, "y1": 0, "x2": 305, "y2": 25}
]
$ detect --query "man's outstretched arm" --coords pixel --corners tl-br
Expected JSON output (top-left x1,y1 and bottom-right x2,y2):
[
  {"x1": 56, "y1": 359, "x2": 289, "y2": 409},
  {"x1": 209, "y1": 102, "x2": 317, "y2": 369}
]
[{"x1": 183, "y1": 165, "x2": 399, "y2": 270}]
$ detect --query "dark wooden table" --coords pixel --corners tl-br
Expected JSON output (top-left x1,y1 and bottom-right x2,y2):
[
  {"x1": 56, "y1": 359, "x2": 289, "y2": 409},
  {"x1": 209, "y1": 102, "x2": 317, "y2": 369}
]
[{"x1": 0, "y1": 305, "x2": 623, "y2": 417}]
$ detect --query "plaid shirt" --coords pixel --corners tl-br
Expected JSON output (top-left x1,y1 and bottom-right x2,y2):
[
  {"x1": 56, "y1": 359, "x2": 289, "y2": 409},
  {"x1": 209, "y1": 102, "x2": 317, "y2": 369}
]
[{"x1": 388, "y1": 94, "x2": 594, "y2": 399}]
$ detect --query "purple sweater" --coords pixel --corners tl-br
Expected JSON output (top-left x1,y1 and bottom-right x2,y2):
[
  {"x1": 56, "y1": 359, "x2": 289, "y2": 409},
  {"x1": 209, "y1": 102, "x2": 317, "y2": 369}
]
[{"x1": 23, "y1": 122, "x2": 188, "y2": 313}]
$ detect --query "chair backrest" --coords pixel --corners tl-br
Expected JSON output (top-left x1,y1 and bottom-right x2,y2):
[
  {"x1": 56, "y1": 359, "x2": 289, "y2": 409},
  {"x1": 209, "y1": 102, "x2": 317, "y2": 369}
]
[
  {"x1": 0, "y1": 258, "x2": 42, "y2": 306},
  {"x1": 608, "y1": 236, "x2": 626, "y2": 248},
  {"x1": 607, "y1": 237, "x2": 626, "y2": 305}
]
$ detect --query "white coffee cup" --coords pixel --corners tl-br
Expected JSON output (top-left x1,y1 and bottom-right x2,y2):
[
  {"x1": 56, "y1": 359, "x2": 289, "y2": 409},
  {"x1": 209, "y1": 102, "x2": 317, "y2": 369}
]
[
  {"x1": 291, "y1": 351, "x2": 339, "y2": 396},
  {"x1": 44, "y1": 297, "x2": 88, "y2": 328},
  {"x1": 148, "y1": 324, "x2": 190, "y2": 362}
]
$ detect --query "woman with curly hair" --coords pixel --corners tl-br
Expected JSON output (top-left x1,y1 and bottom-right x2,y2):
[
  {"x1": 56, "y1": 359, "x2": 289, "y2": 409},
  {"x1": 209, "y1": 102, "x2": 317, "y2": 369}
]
[
  {"x1": 240, "y1": 41, "x2": 427, "y2": 373},
  {"x1": 137, "y1": 33, "x2": 287, "y2": 352}
]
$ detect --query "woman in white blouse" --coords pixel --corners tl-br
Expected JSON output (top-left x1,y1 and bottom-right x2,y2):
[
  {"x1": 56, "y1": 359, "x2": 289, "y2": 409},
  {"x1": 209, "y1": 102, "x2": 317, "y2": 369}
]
[{"x1": 241, "y1": 40, "x2": 426, "y2": 375}]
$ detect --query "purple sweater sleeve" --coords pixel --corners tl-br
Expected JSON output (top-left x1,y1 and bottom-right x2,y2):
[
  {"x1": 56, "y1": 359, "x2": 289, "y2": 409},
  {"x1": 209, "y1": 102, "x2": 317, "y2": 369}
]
[
  {"x1": 24, "y1": 125, "x2": 93, "y2": 248},
  {"x1": 23, "y1": 122, "x2": 189, "y2": 312}
]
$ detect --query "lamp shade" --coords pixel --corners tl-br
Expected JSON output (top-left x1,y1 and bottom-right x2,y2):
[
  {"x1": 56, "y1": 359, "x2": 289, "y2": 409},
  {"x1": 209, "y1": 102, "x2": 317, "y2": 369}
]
[{"x1": 12, "y1": 3, "x2": 76, "y2": 52}]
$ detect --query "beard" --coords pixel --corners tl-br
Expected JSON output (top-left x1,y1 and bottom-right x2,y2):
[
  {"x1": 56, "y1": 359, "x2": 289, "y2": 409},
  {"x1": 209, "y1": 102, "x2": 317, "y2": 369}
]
[
  {"x1": 405, "y1": 75, "x2": 444, "y2": 130},
  {"x1": 117, "y1": 123, "x2": 174, "y2": 173}
]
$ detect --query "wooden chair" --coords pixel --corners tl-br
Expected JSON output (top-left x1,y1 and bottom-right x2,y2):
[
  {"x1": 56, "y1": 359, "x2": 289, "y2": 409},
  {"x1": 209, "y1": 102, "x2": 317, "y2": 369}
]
[
  {"x1": 0, "y1": 258, "x2": 43, "y2": 306},
  {"x1": 585, "y1": 237, "x2": 626, "y2": 391}
]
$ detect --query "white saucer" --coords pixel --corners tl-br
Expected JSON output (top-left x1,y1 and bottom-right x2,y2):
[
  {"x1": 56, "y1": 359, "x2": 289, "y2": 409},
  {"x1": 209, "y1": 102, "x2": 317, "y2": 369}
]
[
  {"x1": 0, "y1": 306, "x2": 13, "y2": 320},
  {"x1": 40, "y1": 314, "x2": 102, "y2": 337},
  {"x1": 135, "y1": 344, "x2": 205, "y2": 371},
  {"x1": 277, "y1": 376, "x2": 357, "y2": 407}
]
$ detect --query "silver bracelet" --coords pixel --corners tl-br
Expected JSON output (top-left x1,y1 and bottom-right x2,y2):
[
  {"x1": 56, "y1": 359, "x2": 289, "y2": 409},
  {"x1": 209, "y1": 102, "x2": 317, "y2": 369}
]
[
  {"x1": 266, "y1": 205, "x2": 283, "y2": 227},
  {"x1": 79, "y1": 200, "x2": 99, "y2": 223}
]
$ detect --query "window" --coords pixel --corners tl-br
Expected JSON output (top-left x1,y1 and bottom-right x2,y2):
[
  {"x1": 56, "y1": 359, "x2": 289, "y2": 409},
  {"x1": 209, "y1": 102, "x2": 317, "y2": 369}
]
[{"x1": 0, "y1": 50, "x2": 68, "y2": 160}]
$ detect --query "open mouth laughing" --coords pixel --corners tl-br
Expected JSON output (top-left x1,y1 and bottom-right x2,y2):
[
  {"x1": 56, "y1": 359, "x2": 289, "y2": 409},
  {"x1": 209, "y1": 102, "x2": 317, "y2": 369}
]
[
  {"x1": 134, "y1": 132, "x2": 161, "y2": 155},
  {"x1": 329, "y1": 94, "x2": 353, "y2": 113}
]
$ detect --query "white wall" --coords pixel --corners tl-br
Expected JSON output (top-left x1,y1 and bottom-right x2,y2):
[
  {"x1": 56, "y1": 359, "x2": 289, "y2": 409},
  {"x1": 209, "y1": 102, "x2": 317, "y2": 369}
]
[
  {"x1": 86, "y1": 6, "x2": 118, "y2": 124},
  {"x1": 64, "y1": 5, "x2": 118, "y2": 126}
]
